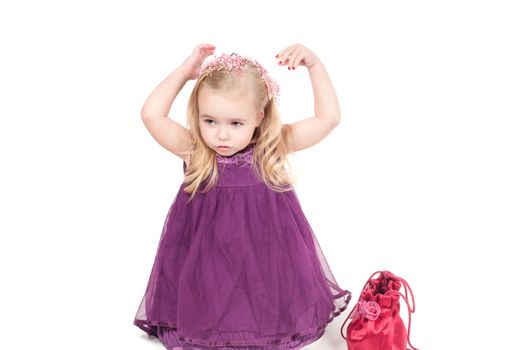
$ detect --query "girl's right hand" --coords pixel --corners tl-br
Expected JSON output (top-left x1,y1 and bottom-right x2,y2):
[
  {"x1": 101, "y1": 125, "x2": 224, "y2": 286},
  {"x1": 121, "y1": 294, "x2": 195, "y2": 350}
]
[{"x1": 180, "y1": 43, "x2": 216, "y2": 80}]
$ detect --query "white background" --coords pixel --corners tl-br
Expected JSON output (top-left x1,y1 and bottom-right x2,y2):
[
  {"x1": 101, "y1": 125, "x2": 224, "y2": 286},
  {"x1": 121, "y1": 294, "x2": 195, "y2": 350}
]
[{"x1": 1, "y1": 0, "x2": 525, "y2": 349}]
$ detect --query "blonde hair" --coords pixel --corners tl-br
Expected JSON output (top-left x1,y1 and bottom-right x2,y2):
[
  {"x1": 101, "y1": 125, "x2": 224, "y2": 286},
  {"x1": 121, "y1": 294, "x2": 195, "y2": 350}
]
[{"x1": 180, "y1": 60, "x2": 297, "y2": 202}]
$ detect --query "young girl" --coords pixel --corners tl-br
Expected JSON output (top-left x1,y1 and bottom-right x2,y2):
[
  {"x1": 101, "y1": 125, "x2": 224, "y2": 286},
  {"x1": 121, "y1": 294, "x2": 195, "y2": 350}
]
[{"x1": 133, "y1": 43, "x2": 351, "y2": 350}]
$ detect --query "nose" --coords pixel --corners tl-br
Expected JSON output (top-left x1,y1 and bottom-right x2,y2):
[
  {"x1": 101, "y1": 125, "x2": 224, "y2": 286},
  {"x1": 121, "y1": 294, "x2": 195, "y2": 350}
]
[{"x1": 217, "y1": 126, "x2": 229, "y2": 141}]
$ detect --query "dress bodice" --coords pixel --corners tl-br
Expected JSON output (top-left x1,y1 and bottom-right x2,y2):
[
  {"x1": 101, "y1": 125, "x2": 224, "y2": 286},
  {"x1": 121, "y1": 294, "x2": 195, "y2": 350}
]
[
  {"x1": 215, "y1": 143, "x2": 259, "y2": 187},
  {"x1": 215, "y1": 142, "x2": 256, "y2": 167},
  {"x1": 182, "y1": 143, "x2": 260, "y2": 188}
]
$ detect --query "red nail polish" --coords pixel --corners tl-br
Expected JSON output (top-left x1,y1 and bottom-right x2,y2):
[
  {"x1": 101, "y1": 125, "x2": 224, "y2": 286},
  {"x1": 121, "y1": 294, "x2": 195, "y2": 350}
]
[
  {"x1": 279, "y1": 61, "x2": 282, "y2": 64},
  {"x1": 292, "y1": 67, "x2": 295, "y2": 70},
  {"x1": 288, "y1": 67, "x2": 290, "y2": 70}
]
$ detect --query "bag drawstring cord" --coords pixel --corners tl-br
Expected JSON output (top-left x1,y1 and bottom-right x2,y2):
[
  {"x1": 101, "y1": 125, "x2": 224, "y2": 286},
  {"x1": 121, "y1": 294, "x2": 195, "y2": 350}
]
[{"x1": 386, "y1": 274, "x2": 418, "y2": 350}]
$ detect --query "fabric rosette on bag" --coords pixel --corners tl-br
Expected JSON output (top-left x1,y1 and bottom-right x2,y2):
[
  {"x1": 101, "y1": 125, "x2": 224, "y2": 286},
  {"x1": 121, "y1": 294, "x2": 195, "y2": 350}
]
[{"x1": 340, "y1": 270, "x2": 419, "y2": 350}]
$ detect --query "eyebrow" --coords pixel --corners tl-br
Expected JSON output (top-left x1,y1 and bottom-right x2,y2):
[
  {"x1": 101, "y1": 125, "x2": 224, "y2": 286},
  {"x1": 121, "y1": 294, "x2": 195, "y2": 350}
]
[{"x1": 199, "y1": 114, "x2": 247, "y2": 122}]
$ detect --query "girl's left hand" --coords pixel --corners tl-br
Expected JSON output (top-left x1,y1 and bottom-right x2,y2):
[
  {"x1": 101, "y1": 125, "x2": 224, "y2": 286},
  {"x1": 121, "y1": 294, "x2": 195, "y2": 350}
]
[{"x1": 275, "y1": 43, "x2": 321, "y2": 70}]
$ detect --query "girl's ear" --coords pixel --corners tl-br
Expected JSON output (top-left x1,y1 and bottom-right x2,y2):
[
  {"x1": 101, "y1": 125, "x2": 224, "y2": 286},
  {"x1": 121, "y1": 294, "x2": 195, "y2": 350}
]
[{"x1": 256, "y1": 111, "x2": 264, "y2": 127}]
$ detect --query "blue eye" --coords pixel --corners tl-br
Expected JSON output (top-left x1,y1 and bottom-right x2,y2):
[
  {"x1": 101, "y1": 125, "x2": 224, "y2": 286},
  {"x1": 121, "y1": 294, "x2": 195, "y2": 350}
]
[
  {"x1": 232, "y1": 122, "x2": 243, "y2": 127},
  {"x1": 204, "y1": 119, "x2": 216, "y2": 125}
]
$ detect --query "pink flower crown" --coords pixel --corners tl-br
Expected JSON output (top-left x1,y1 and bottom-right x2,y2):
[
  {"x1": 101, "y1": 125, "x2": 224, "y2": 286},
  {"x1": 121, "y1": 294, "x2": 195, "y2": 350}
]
[{"x1": 198, "y1": 52, "x2": 281, "y2": 105}]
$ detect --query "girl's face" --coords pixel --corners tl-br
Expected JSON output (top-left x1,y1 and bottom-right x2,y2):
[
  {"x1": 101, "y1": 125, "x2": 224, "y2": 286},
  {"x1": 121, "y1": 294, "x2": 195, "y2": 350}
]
[{"x1": 197, "y1": 87, "x2": 263, "y2": 156}]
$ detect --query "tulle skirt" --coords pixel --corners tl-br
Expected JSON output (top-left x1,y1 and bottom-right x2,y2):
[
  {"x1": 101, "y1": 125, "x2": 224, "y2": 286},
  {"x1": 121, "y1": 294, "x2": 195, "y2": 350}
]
[{"x1": 133, "y1": 179, "x2": 351, "y2": 349}]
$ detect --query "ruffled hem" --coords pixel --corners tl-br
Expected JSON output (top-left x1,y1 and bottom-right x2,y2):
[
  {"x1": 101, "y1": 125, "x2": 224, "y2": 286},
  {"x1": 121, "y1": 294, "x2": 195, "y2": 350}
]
[
  {"x1": 134, "y1": 288, "x2": 352, "y2": 349},
  {"x1": 150, "y1": 323, "x2": 325, "y2": 350}
]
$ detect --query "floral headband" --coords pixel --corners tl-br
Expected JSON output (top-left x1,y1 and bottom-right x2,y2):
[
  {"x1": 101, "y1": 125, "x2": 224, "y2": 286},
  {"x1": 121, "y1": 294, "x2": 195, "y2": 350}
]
[{"x1": 198, "y1": 52, "x2": 281, "y2": 105}]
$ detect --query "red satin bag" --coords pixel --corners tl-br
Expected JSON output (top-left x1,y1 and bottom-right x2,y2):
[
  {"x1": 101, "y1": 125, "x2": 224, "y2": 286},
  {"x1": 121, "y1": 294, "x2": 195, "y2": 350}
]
[{"x1": 340, "y1": 270, "x2": 419, "y2": 350}]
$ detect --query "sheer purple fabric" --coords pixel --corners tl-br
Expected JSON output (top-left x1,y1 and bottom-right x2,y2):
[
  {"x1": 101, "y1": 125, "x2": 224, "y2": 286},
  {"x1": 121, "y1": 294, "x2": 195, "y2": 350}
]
[{"x1": 133, "y1": 142, "x2": 351, "y2": 349}]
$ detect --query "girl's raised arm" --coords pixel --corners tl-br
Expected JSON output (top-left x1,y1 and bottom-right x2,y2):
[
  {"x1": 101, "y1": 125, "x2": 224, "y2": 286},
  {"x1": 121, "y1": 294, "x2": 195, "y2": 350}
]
[
  {"x1": 140, "y1": 44, "x2": 215, "y2": 163},
  {"x1": 276, "y1": 44, "x2": 341, "y2": 153},
  {"x1": 141, "y1": 67, "x2": 193, "y2": 163}
]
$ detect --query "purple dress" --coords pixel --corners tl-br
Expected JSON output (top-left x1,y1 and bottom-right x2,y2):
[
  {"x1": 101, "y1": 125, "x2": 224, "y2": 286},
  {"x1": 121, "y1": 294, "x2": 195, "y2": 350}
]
[{"x1": 133, "y1": 142, "x2": 351, "y2": 350}]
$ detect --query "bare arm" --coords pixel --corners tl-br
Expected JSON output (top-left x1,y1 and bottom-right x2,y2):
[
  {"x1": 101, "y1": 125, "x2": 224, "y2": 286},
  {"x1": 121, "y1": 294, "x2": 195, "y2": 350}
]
[
  {"x1": 141, "y1": 67, "x2": 193, "y2": 163},
  {"x1": 283, "y1": 60, "x2": 341, "y2": 153},
  {"x1": 141, "y1": 67, "x2": 188, "y2": 119},
  {"x1": 310, "y1": 61, "x2": 341, "y2": 126}
]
